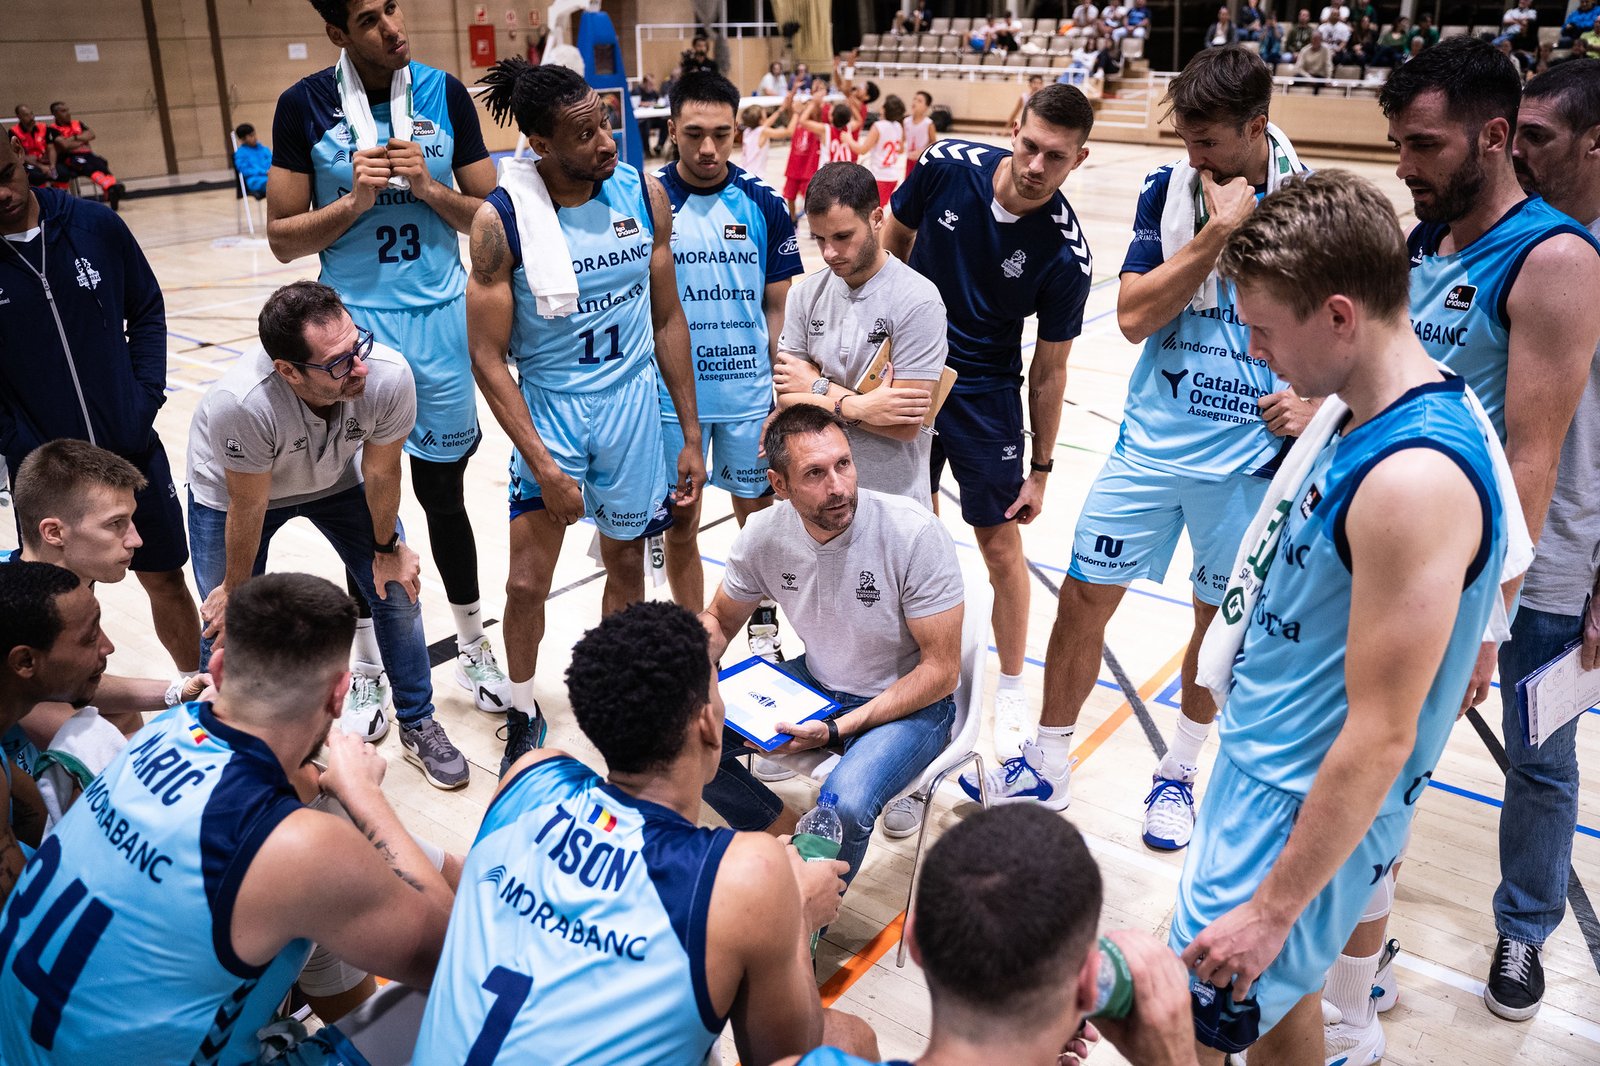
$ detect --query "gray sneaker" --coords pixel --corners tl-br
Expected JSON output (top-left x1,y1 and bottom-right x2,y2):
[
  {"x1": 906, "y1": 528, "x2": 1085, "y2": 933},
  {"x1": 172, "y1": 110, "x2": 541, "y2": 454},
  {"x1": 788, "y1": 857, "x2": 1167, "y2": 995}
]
[
  {"x1": 882, "y1": 795, "x2": 926, "y2": 839},
  {"x1": 400, "y1": 718, "x2": 470, "y2": 790}
]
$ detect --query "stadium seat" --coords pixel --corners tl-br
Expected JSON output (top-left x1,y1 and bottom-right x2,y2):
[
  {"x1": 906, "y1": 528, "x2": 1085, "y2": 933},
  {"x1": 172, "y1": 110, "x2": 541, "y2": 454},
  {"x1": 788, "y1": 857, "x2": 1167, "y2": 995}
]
[
  {"x1": 861, "y1": 33, "x2": 881, "y2": 49},
  {"x1": 950, "y1": 17, "x2": 972, "y2": 35},
  {"x1": 930, "y1": 16, "x2": 950, "y2": 34},
  {"x1": 1333, "y1": 64, "x2": 1363, "y2": 79}
]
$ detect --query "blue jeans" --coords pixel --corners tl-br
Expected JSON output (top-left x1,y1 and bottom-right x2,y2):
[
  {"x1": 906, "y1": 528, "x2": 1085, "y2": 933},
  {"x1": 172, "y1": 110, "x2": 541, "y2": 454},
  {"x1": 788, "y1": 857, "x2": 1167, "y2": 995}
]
[
  {"x1": 702, "y1": 655, "x2": 955, "y2": 883},
  {"x1": 188, "y1": 486, "x2": 436, "y2": 727},
  {"x1": 1494, "y1": 605, "x2": 1584, "y2": 945}
]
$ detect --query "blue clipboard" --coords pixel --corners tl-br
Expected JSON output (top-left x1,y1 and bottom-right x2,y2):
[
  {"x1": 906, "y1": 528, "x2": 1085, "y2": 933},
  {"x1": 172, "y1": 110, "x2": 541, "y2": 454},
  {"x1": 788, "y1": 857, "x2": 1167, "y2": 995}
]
[{"x1": 717, "y1": 655, "x2": 839, "y2": 752}]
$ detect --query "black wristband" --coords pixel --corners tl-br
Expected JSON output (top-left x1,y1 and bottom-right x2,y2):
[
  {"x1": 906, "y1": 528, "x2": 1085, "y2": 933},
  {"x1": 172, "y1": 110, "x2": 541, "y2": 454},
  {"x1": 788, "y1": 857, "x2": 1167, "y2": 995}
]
[
  {"x1": 825, "y1": 716, "x2": 841, "y2": 746},
  {"x1": 373, "y1": 531, "x2": 400, "y2": 554},
  {"x1": 1030, "y1": 459, "x2": 1055, "y2": 474}
]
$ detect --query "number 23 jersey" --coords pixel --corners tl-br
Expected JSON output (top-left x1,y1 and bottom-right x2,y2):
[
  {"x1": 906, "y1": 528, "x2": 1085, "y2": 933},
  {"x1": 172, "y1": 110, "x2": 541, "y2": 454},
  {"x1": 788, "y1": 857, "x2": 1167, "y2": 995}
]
[{"x1": 272, "y1": 62, "x2": 489, "y2": 309}]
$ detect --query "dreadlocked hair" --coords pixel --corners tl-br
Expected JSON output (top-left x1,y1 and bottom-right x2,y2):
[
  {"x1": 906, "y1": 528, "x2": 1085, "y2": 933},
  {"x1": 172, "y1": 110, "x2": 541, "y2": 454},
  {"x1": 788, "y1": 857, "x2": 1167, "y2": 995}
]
[{"x1": 476, "y1": 57, "x2": 592, "y2": 138}]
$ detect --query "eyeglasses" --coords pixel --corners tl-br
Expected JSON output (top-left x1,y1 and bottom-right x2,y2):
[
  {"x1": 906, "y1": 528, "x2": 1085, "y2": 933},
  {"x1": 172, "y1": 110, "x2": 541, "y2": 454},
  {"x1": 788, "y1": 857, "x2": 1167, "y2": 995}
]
[{"x1": 287, "y1": 325, "x2": 374, "y2": 380}]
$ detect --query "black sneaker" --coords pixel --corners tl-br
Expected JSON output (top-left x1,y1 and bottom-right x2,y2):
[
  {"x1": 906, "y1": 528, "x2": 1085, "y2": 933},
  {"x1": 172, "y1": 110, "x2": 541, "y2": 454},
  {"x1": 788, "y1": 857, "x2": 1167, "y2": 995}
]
[
  {"x1": 498, "y1": 702, "x2": 548, "y2": 778},
  {"x1": 107, "y1": 182, "x2": 126, "y2": 211},
  {"x1": 1484, "y1": 935, "x2": 1544, "y2": 1021},
  {"x1": 747, "y1": 602, "x2": 783, "y2": 662}
]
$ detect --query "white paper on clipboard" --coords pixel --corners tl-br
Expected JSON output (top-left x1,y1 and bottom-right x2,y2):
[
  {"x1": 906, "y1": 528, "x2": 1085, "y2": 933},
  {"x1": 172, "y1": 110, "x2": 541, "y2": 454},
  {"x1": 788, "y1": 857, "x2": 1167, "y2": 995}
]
[{"x1": 717, "y1": 655, "x2": 838, "y2": 751}]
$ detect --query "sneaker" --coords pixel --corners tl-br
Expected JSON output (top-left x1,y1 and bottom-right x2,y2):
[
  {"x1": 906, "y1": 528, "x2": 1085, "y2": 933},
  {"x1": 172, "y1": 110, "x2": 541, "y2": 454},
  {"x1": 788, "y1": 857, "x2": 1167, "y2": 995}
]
[
  {"x1": 1322, "y1": 999, "x2": 1385, "y2": 1065},
  {"x1": 107, "y1": 182, "x2": 125, "y2": 210},
  {"x1": 1371, "y1": 938, "x2": 1401, "y2": 1014},
  {"x1": 752, "y1": 756, "x2": 796, "y2": 782},
  {"x1": 1141, "y1": 772, "x2": 1197, "y2": 851},
  {"x1": 339, "y1": 666, "x2": 391, "y2": 744},
  {"x1": 400, "y1": 718, "x2": 469, "y2": 790},
  {"x1": 1484, "y1": 936, "x2": 1544, "y2": 1021},
  {"x1": 958, "y1": 739, "x2": 1070, "y2": 810},
  {"x1": 455, "y1": 635, "x2": 513, "y2": 714},
  {"x1": 747, "y1": 603, "x2": 783, "y2": 662},
  {"x1": 498, "y1": 704, "x2": 549, "y2": 778},
  {"x1": 991, "y1": 688, "x2": 1032, "y2": 762},
  {"x1": 882, "y1": 795, "x2": 925, "y2": 839}
]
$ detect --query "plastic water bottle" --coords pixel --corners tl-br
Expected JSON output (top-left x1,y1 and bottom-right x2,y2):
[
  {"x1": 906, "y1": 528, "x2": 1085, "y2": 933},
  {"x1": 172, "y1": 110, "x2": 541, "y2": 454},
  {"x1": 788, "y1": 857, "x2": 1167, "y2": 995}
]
[
  {"x1": 1090, "y1": 935, "x2": 1136, "y2": 1019},
  {"x1": 792, "y1": 791, "x2": 844, "y2": 955}
]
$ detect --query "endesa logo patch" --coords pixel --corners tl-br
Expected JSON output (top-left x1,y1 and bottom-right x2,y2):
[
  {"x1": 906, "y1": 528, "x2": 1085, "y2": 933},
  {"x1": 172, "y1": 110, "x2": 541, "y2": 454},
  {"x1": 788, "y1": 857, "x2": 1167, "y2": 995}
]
[
  {"x1": 1444, "y1": 284, "x2": 1476, "y2": 312},
  {"x1": 612, "y1": 217, "x2": 641, "y2": 239},
  {"x1": 722, "y1": 223, "x2": 748, "y2": 240}
]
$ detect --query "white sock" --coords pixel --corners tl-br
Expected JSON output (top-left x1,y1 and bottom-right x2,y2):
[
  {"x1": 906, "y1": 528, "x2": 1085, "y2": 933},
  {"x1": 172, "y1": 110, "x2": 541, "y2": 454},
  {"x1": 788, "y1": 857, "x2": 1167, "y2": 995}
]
[
  {"x1": 1033, "y1": 724, "x2": 1075, "y2": 778},
  {"x1": 452, "y1": 601, "x2": 486, "y2": 649},
  {"x1": 997, "y1": 671, "x2": 1024, "y2": 696},
  {"x1": 512, "y1": 678, "x2": 537, "y2": 715},
  {"x1": 1160, "y1": 715, "x2": 1210, "y2": 778},
  {"x1": 352, "y1": 618, "x2": 382, "y2": 671},
  {"x1": 1325, "y1": 947, "x2": 1382, "y2": 1028}
]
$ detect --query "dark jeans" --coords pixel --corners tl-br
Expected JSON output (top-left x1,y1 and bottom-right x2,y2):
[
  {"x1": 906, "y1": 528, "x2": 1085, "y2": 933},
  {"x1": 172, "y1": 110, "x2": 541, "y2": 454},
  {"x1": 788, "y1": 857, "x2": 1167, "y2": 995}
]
[{"x1": 702, "y1": 654, "x2": 955, "y2": 884}]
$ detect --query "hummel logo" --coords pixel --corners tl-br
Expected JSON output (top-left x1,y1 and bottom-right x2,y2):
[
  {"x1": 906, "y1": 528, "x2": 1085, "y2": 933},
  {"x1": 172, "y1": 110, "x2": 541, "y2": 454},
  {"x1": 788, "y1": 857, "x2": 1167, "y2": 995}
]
[
  {"x1": 1052, "y1": 207, "x2": 1092, "y2": 276},
  {"x1": 481, "y1": 864, "x2": 509, "y2": 887},
  {"x1": 291, "y1": 436, "x2": 308, "y2": 451},
  {"x1": 938, "y1": 209, "x2": 959, "y2": 231}
]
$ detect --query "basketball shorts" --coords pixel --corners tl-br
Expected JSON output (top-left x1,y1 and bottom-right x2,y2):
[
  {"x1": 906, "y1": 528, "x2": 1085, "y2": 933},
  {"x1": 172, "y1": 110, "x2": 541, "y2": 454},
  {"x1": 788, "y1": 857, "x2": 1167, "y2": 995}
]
[
  {"x1": 129, "y1": 438, "x2": 190, "y2": 573},
  {"x1": 350, "y1": 299, "x2": 481, "y2": 463},
  {"x1": 662, "y1": 417, "x2": 772, "y2": 500},
  {"x1": 508, "y1": 365, "x2": 673, "y2": 541},
  {"x1": 783, "y1": 172, "x2": 808, "y2": 201},
  {"x1": 1170, "y1": 751, "x2": 1412, "y2": 1049},
  {"x1": 929, "y1": 388, "x2": 1025, "y2": 528},
  {"x1": 1067, "y1": 450, "x2": 1270, "y2": 605}
]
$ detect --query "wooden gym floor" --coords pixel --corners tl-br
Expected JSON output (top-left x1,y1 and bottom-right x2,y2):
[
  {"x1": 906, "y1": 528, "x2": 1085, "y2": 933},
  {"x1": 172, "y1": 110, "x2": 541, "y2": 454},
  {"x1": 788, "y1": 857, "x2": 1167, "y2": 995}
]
[{"x1": 64, "y1": 132, "x2": 1600, "y2": 1064}]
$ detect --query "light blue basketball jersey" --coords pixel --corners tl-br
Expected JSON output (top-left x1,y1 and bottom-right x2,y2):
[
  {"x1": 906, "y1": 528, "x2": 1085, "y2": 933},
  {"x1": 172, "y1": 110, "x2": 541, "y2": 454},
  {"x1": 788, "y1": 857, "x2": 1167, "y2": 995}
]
[
  {"x1": 654, "y1": 161, "x2": 802, "y2": 422},
  {"x1": 797, "y1": 1051, "x2": 914, "y2": 1066},
  {"x1": 1220, "y1": 377, "x2": 1506, "y2": 816},
  {"x1": 487, "y1": 164, "x2": 659, "y2": 396},
  {"x1": 413, "y1": 755, "x2": 734, "y2": 1066},
  {"x1": 1407, "y1": 197, "x2": 1598, "y2": 441},
  {"x1": 271, "y1": 62, "x2": 488, "y2": 309},
  {"x1": 0, "y1": 703, "x2": 310, "y2": 1065},
  {"x1": 1118, "y1": 165, "x2": 1290, "y2": 480}
]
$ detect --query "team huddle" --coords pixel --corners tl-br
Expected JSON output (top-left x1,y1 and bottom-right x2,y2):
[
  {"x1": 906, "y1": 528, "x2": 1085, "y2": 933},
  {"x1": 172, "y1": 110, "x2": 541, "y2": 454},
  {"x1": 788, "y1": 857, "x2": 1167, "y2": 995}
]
[{"x1": 0, "y1": 0, "x2": 1595, "y2": 1061}]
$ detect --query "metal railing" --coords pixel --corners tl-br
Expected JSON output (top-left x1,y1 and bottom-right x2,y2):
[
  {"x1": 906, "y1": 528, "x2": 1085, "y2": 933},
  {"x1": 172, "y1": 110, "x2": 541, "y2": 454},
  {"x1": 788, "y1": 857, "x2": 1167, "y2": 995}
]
[{"x1": 633, "y1": 21, "x2": 780, "y2": 68}]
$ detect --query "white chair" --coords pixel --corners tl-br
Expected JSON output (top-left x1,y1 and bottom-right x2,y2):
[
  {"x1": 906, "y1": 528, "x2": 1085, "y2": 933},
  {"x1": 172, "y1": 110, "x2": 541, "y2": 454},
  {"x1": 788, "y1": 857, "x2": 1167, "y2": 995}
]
[
  {"x1": 230, "y1": 130, "x2": 264, "y2": 236},
  {"x1": 758, "y1": 553, "x2": 994, "y2": 968}
]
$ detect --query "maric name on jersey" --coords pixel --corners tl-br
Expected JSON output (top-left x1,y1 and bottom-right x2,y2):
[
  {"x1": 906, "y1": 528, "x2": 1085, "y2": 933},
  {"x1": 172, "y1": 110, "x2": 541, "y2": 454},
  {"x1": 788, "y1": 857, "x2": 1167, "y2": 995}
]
[
  {"x1": 1411, "y1": 319, "x2": 1469, "y2": 347},
  {"x1": 574, "y1": 242, "x2": 651, "y2": 274},
  {"x1": 682, "y1": 282, "x2": 757, "y2": 302},
  {"x1": 81, "y1": 775, "x2": 176, "y2": 884},
  {"x1": 674, "y1": 248, "x2": 758, "y2": 265}
]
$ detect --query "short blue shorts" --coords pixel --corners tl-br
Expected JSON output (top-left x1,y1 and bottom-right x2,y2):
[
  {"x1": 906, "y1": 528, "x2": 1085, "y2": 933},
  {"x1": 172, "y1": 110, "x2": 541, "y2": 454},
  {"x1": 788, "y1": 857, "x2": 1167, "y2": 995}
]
[
  {"x1": 129, "y1": 438, "x2": 190, "y2": 573},
  {"x1": 350, "y1": 299, "x2": 481, "y2": 463},
  {"x1": 508, "y1": 365, "x2": 672, "y2": 541},
  {"x1": 1169, "y1": 752, "x2": 1412, "y2": 1049},
  {"x1": 929, "y1": 388, "x2": 1025, "y2": 528},
  {"x1": 662, "y1": 417, "x2": 772, "y2": 500},
  {"x1": 1067, "y1": 450, "x2": 1270, "y2": 605}
]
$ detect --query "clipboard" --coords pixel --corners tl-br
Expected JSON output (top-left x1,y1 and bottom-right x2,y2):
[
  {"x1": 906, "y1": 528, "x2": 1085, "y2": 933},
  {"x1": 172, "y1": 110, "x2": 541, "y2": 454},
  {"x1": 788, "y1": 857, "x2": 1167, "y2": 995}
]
[
  {"x1": 854, "y1": 337, "x2": 958, "y2": 428},
  {"x1": 717, "y1": 656, "x2": 839, "y2": 751}
]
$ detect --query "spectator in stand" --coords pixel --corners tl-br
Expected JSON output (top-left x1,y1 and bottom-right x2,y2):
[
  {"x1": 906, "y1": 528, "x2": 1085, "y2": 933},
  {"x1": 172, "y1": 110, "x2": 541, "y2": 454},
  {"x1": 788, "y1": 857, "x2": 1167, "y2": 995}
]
[
  {"x1": 1499, "y1": 0, "x2": 1538, "y2": 51},
  {"x1": 233, "y1": 123, "x2": 271, "y2": 199},
  {"x1": 993, "y1": 12, "x2": 1022, "y2": 52},
  {"x1": 1069, "y1": 1, "x2": 1101, "y2": 40},
  {"x1": 1529, "y1": 40, "x2": 1556, "y2": 77},
  {"x1": 1585, "y1": 23, "x2": 1600, "y2": 50},
  {"x1": 1286, "y1": 8, "x2": 1317, "y2": 53},
  {"x1": 1338, "y1": 15, "x2": 1378, "y2": 71},
  {"x1": 1293, "y1": 32, "x2": 1335, "y2": 79},
  {"x1": 1239, "y1": 2, "x2": 1266, "y2": 40},
  {"x1": 1121, "y1": 0, "x2": 1151, "y2": 39},
  {"x1": 759, "y1": 61, "x2": 788, "y2": 96},
  {"x1": 1320, "y1": 3, "x2": 1350, "y2": 20},
  {"x1": 44, "y1": 101, "x2": 124, "y2": 210},
  {"x1": 1563, "y1": 0, "x2": 1598, "y2": 46},
  {"x1": 1204, "y1": 5, "x2": 1239, "y2": 47},
  {"x1": 1260, "y1": 13, "x2": 1286, "y2": 63},
  {"x1": 890, "y1": 9, "x2": 912, "y2": 36},
  {"x1": 1375, "y1": 16, "x2": 1410, "y2": 65},
  {"x1": 637, "y1": 73, "x2": 669, "y2": 156},
  {"x1": 1102, "y1": 3, "x2": 1128, "y2": 40},
  {"x1": 1498, "y1": 36, "x2": 1533, "y2": 75},
  {"x1": 911, "y1": 2, "x2": 934, "y2": 32},
  {"x1": 969, "y1": 19, "x2": 993, "y2": 53},
  {"x1": 1318, "y1": 9, "x2": 1353, "y2": 51},
  {"x1": 8, "y1": 107, "x2": 56, "y2": 188},
  {"x1": 793, "y1": 62, "x2": 813, "y2": 91},
  {"x1": 1410, "y1": 12, "x2": 1440, "y2": 49},
  {"x1": 1402, "y1": 34, "x2": 1427, "y2": 61},
  {"x1": 1553, "y1": 35, "x2": 1595, "y2": 62},
  {"x1": 682, "y1": 33, "x2": 718, "y2": 74}
]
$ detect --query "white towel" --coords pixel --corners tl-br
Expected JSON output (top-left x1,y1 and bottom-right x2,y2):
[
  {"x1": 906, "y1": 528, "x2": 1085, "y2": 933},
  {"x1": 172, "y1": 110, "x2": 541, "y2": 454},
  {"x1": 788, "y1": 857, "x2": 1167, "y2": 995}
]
[
  {"x1": 33, "y1": 706, "x2": 127, "y2": 830},
  {"x1": 1158, "y1": 121, "x2": 1303, "y2": 312},
  {"x1": 1197, "y1": 373, "x2": 1534, "y2": 710},
  {"x1": 497, "y1": 155, "x2": 580, "y2": 319},
  {"x1": 335, "y1": 48, "x2": 413, "y2": 190}
]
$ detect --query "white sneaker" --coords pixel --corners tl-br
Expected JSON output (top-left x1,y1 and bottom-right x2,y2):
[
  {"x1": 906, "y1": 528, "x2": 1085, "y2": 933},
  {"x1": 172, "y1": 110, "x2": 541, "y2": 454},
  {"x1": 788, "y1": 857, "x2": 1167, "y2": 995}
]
[
  {"x1": 882, "y1": 796, "x2": 925, "y2": 839},
  {"x1": 752, "y1": 756, "x2": 796, "y2": 782},
  {"x1": 1323, "y1": 999, "x2": 1385, "y2": 1065},
  {"x1": 1141, "y1": 769, "x2": 1197, "y2": 851},
  {"x1": 455, "y1": 635, "x2": 513, "y2": 714},
  {"x1": 958, "y1": 739, "x2": 1071, "y2": 810},
  {"x1": 340, "y1": 666, "x2": 391, "y2": 743},
  {"x1": 1371, "y1": 938, "x2": 1400, "y2": 1013},
  {"x1": 747, "y1": 603, "x2": 783, "y2": 662},
  {"x1": 991, "y1": 688, "x2": 1032, "y2": 762}
]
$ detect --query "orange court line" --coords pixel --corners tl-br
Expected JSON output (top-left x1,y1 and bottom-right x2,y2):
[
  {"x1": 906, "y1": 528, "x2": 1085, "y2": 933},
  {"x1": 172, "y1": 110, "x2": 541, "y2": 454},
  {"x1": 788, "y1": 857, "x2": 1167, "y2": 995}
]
[{"x1": 814, "y1": 644, "x2": 1186, "y2": 1009}]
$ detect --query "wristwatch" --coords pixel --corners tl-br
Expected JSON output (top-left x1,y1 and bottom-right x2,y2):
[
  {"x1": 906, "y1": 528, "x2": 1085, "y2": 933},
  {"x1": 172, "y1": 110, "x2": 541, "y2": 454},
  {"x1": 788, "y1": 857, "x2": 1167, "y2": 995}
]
[
  {"x1": 1031, "y1": 459, "x2": 1055, "y2": 474},
  {"x1": 810, "y1": 375, "x2": 832, "y2": 395},
  {"x1": 835, "y1": 395, "x2": 862, "y2": 427},
  {"x1": 373, "y1": 531, "x2": 400, "y2": 554}
]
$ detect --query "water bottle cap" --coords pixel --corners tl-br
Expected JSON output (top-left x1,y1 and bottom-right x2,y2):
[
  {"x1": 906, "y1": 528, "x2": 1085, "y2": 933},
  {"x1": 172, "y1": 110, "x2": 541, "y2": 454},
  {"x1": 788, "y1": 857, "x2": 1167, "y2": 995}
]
[{"x1": 818, "y1": 790, "x2": 838, "y2": 807}]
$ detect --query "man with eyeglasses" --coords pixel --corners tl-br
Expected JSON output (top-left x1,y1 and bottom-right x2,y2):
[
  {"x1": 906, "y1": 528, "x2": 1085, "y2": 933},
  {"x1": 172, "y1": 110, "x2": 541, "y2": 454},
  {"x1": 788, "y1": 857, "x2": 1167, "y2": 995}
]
[{"x1": 184, "y1": 279, "x2": 470, "y2": 790}]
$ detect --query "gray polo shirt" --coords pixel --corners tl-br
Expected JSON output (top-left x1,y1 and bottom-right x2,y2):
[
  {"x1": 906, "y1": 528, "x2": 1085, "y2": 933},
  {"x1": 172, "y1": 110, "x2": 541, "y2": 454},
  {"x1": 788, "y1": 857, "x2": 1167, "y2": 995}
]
[
  {"x1": 721, "y1": 488, "x2": 964, "y2": 696},
  {"x1": 1521, "y1": 217, "x2": 1600, "y2": 616},
  {"x1": 186, "y1": 343, "x2": 416, "y2": 510},
  {"x1": 778, "y1": 255, "x2": 948, "y2": 504}
]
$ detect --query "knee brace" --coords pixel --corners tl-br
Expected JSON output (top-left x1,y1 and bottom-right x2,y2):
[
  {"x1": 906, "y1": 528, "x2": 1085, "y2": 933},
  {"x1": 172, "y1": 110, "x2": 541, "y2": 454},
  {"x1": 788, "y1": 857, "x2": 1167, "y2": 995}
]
[
  {"x1": 1362, "y1": 866, "x2": 1396, "y2": 925},
  {"x1": 297, "y1": 944, "x2": 370, "y2": 998}
]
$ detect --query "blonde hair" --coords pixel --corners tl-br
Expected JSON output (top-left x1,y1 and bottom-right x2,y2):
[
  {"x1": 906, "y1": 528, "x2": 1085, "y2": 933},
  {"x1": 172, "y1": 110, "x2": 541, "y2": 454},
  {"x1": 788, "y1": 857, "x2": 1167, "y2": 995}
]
[
  {"x1": 1217, "y1": 170, "x2": 1411, "y2": 322},
  {"x1": 740, "y1": 104, "x2": 763, "y2": 129}
]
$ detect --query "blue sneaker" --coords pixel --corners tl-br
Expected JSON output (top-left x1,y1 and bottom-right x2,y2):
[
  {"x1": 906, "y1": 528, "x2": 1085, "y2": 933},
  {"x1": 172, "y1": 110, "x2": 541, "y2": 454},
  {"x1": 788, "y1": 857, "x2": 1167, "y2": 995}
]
[
  {"x1": 1141, "y1": 772, "x2": 1197, "y2": 851},
  {"x1": 958, "y1": 739, "x2": 1070, "y2": 810},
  {"x1": 498, "y1": 703, "x2": 549, "y2": 778}
]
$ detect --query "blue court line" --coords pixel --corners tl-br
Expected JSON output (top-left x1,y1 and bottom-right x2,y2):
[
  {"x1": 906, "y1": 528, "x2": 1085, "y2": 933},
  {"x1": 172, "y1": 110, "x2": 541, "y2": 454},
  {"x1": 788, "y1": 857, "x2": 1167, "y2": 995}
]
[
  {"x1": 1428, "y1": 777, "x2": 1600, "y2": 842},
  {"x1": 167, "y1": 330, "x2": 246, "y2": 356}
]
